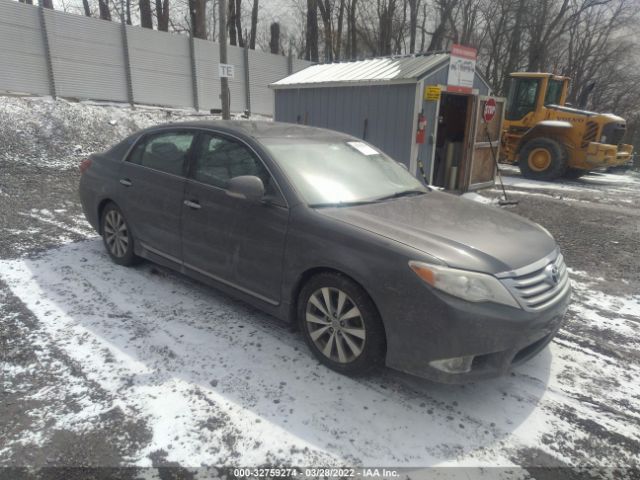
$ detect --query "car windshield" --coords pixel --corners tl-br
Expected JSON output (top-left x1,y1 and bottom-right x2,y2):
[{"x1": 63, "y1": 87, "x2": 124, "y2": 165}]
[{"x1": 262, "y1": 138, "x2": 427, "y2": 206}]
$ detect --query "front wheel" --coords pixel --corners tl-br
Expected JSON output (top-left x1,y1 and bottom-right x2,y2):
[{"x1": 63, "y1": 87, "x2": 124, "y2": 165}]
[
  {"x1": 298, "y1": 273, "x2": 386, "y2": 376},
  {"x1": 518, "y1": 138, "x2": 568, "y2": 181},
  {"x1": 101, "y1": 202, "x2": 138, "y2": 266}
]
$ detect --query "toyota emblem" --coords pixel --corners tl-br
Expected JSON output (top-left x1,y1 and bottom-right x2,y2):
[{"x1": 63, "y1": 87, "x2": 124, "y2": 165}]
[{"x1": 544, "y1": 264, "x2": 559, "y2": 285}]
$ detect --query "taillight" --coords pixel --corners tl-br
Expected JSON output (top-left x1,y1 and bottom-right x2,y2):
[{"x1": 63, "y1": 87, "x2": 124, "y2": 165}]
[{"x1": 79, "y1": 158, "x2": 92, "y2": 174}]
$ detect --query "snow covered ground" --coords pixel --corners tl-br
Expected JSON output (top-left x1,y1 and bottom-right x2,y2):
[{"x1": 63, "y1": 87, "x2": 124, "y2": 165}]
[{"x1": 1, "y1": 96, "x2": 639, "y2": 477}]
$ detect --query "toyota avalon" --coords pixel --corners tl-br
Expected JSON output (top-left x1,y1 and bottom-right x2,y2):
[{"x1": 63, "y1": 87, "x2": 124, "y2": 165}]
[{"x1": 79, "y1": 121, "x2": 571, "y2": 383}]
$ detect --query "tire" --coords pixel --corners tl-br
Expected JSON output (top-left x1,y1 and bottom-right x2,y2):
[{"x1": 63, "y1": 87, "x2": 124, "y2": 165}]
[
  {"x1": 564, "y1": 167, "x2": 588, "y2": 179},
  {"x1": 518, "y1": 137, "x2": 568, "y2": 181},
  {"x1": 100, "y1": 202, "x2": 138, "y2": 266},
  {"x1": 298, "y1": 272, "x2": 386, "y2": 376}
]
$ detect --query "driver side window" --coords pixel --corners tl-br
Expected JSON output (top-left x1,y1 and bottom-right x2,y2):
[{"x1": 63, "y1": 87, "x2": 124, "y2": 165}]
[{"x1": 192, "y1": 133, "x2": 285, "y2": 205}]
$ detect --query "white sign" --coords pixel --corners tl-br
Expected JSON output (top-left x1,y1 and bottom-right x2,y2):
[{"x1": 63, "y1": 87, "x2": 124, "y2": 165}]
[
  {"x1": 218, "y1": 63, "x2": 235, "y2": 78},
  {"x1": 447, "y1": 44, "x2": 477, "y2": 90},
  {"x1": 347, "y1": 141, "x2": 379, "y2": 156}
]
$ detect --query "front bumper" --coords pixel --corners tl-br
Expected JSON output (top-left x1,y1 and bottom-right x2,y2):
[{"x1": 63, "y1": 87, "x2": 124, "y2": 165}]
[
  {"x1": 381, "y1": 272, "x2": 571, "y2": 384},
  {"x1": 585, "y1": 142, "x2": 633, "y2": 167}
]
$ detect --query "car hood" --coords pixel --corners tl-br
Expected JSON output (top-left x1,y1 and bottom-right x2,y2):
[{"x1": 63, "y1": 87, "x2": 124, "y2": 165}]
[{"x1": 318, "y1": 191, "x2": 557, "y2": 274}]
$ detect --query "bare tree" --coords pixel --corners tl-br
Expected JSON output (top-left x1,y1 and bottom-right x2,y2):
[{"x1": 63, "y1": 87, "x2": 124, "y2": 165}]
[
  {"x1": 408, "y1": 0, "x2": 421, "y2": 53},
  {"x1": 317, "y1": 0, "x2": 334, "y2": 61},
  {"x1": 249, "y1": 0, "x2": 259, "y2": 49},
  {"x1": 335, "y1": 0, "x2": 346, "y2": 59},
  {"x1": 306, "y1": 0, "x2": 319, "y2": 61},
  {"x1": 235, "y1": 0, "x2": 245, "y2": 47},
  {"x1": 82, "y1": 0, "x2": 91, "y2": 15},
  {"x1": 228, "y1": 0, "x2": 237, "y2": 45},
  {"x1": 346, "y1": 0, "x2": 357, "y2": 59},
  {"x1": 270, "y1": 22, "x2": 280, "y2": 54},
  {"x1": 155, "y1": 0, "x2": 169, "y2": 31},
  {"x1": 189, "y1": 0, "x2": 207, "y2": 38},
  {"x1": 140, "y1": 0, "x2": 153, "y2": 28},
  {"x1": 98, "y1": 0, "x2": 111, "y2": 19}
]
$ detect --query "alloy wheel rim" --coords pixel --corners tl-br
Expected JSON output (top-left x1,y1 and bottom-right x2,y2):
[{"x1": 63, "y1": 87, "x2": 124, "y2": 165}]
[
  {"x1": 104, "y1": 210, "x2": 129, "y2": 258},
  {"x1": 528, "y1": 148, "x2": 552, "y2": 172},
  {"x1": 305, "y1": 287, "x2": 366, "y2": 364}
]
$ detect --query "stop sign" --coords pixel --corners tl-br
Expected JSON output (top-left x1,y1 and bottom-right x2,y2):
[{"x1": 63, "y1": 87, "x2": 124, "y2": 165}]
[{"x1": 483, "y1": 97, "x2": 497, "y2": 123}]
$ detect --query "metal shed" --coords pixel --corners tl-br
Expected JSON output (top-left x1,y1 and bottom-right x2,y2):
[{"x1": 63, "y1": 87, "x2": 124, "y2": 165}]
[{"x1": 271, "y1": 52, "x2": 505, "y2": 192}]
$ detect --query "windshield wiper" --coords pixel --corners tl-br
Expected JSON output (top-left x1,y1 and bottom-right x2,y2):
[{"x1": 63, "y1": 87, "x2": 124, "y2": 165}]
[
  {"x1": 309, "y1": 200, "x2": 381, "y2": 208},
  {"x1": 371, "y1": 189, "x2": 427, "y2": 202}
]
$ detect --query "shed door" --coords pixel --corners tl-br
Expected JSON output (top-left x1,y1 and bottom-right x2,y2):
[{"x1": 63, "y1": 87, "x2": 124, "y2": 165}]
[{"x1": 466, "y1": 96, "x2": 506, "y2": 191}]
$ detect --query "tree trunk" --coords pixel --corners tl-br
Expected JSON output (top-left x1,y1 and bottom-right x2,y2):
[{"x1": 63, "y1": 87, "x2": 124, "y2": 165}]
[
  {"x1": 347, "y1": 0, "x2": 357, "y2": 60},
  {"x1": 82, "y1": 0, "x2": 91, "y2": 16},
  {"x1": 305, "y1": 0, "x2": 319, "y2": 62},
  {"x1": 155, "y1": 0, "x2": 169, "y2": 31},
  {"x1": 228, "y1": 0, "x2": 237, "y2": 45},
  {"x1": 249, "y1": 0, "x2": 258, "y2": 49},
  {"x1": 42, "y1": 0, "x2": 54, "y2": 8},
  {"x1": 19, "y1": 0, "x2": 34, "y2": 4},
  {"x1": 98, "y1": 0, "x2": 111, "y2": 19},
  {"x1": 126, "y1": 0, "x2": 132, "y2": 24},
  {"x1": 189, "y1": 0, "x2": 207, "y2": 39},
  {"x1": 235, "y1": 0, "x2": 245, "y2": 47},
  {"x1": 335, "y1": 0, "x2": 345, "y2": 60},
  {"x1": 317, "y1": 0, "x2": 333, "y2": 62},
  {"x1": 408, "y1": 0, "x2": 420, "y2": 53},
  {"x1": 139, "y1": 0, "x2": 153, "y2": 28},
  {"x1": 269, "y1": 22, "x2": 280, "y2": 54}
]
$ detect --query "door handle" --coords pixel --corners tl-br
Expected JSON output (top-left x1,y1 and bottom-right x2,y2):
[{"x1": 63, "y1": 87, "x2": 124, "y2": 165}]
[
  {"x1": 184, "y1": 199, "x2": 201, "y2": 210},
  {"x1": 119, "y1": 178, "x2": 132, "y2": 187}
]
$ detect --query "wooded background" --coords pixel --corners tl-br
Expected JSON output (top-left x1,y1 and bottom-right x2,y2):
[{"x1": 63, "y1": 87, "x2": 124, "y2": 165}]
[{"x1": 16, "y1": 0, "x2": 640, "y2": 152}]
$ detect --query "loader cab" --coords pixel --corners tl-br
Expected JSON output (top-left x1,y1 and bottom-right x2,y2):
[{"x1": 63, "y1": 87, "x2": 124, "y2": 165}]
[{"x1": 505, "y1": 73, "x2": 570, "y2": 122}]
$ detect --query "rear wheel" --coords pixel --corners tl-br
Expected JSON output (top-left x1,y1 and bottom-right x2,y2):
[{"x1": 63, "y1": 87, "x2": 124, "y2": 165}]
[
  {"x1": 298, "y1": 273, "x2": 386, "y2": 376},
  {"x1": 101, "y1": 202, "x2": 137, "y2": 266},
  {"x1": 518, "y1": 138, "x2": 568, "y2": 181}
]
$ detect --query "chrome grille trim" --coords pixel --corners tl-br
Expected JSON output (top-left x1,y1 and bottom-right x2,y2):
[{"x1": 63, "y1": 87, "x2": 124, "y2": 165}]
[{"x1": 499, "y1": 253, "x2": 571, "y2": 312}]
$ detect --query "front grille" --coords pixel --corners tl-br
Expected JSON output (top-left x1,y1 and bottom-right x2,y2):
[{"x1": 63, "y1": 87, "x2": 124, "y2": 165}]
[
  {"x1": 499, "y1": 253, "x2": 570, "y2": 312},
  {"x1": 601, "y1": 122, "x2": 626, "y2": 146},
  {"x1": 581, "y1": 121, "x2": 599, "y2": 148}
]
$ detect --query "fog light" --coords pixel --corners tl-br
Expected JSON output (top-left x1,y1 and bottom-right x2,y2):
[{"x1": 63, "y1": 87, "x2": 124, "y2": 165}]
[{"x1": 429, "y1": 355, "x2": 474, "y2": 374}]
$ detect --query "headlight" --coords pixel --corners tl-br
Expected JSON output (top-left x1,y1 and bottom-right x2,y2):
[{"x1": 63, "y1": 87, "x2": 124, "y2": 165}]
[{"x1": 409, "y1": 261, "x2": 520, "y2": 308}]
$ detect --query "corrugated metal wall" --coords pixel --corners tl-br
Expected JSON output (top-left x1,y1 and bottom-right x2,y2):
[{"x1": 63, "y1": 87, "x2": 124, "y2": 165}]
[
  {"x1": 274, "y1": 84, "x2": 417, "y2": 166},
  {"x1": 0, "y1": 1, "x2": 50, "y2": 96},
  {"x1": 0, "y1": 0, "x2": 312, "y2": 115},
  {"x1": 47, "y1": 9, "x2": 128, "y2": 102}
]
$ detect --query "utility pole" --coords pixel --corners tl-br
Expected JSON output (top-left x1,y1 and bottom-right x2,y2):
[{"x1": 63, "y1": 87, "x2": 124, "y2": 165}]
[{"x1": 218, "y1": 0, "x2": 230, "y2": 119}]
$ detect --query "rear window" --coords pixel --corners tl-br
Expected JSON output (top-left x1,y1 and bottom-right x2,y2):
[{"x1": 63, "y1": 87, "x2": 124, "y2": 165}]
[{"x1": 127, "y1": 131, "x2": 195, "y2": 176}]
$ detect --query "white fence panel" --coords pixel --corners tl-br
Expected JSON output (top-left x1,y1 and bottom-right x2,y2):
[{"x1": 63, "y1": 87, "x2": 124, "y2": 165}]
[
  {"x1": 127, "y1": 26, "x2": 193, "y2": 108},
  {"x1": 194, "y1": 38, "x2": 220, "y2": 111},
  {"x1": 227, "y1": 45, "x2": 246, "y2": 113},
  {"x1": 0, "y1": 0, "x2": 313, "y2": 115},
  {"x1": 45, "y1": 9, "x2": 128, "y2": 102},
  {"x1": 0, "y1": 1, "x2": 50, "y2": 95},
  {"x1": 249, "y1": 50, "x2": 289, "y2": 116}
]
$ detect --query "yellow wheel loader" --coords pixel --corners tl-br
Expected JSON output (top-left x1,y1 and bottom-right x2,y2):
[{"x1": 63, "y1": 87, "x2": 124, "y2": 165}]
[{"x1": 500, "y1": 72, "x2": 633, "y2": 180}]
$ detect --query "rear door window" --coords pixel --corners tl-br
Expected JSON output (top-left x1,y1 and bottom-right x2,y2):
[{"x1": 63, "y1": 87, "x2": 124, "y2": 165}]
[{"x1": 128, "y1": 131, "x2": 196, "y2": 176}]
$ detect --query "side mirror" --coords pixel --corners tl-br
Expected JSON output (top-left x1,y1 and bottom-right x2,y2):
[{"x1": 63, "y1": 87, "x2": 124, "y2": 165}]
[{"x1": 226, "y1": 175, "x2": 265, "y2": 201}]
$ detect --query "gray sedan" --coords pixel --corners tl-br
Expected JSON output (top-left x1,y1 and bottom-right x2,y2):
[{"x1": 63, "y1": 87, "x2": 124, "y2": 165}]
[{"x1": 79, "y1": 121, "x2": 570, "y2": 383}]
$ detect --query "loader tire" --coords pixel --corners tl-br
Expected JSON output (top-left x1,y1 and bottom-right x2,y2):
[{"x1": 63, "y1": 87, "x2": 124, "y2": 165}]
[{"x1": 518, "y1": 138, "x2": 568, "y2": 181}]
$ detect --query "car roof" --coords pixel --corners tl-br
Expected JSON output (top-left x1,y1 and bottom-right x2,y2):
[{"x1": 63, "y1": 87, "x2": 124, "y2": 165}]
[{"x1": 140, "y1": 120, "x2": 352, "y2": 142}]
